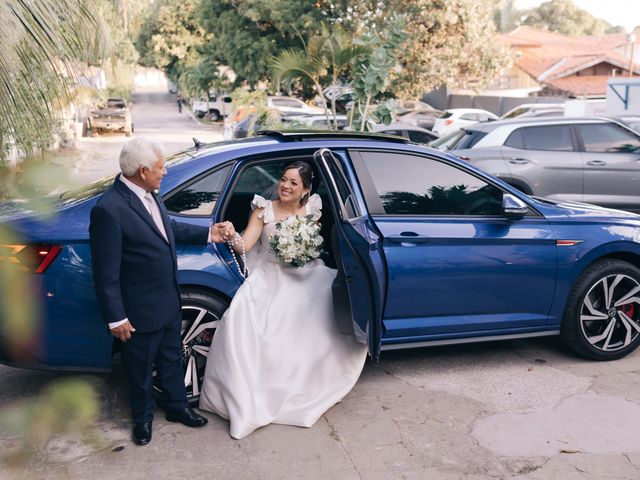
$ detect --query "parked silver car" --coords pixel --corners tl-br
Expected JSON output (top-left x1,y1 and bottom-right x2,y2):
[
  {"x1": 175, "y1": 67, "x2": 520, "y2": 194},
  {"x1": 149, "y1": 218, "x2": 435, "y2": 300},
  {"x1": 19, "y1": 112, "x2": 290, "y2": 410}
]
[{"x1": 437, "y1": 117, "x2": 640, "y2": 211}]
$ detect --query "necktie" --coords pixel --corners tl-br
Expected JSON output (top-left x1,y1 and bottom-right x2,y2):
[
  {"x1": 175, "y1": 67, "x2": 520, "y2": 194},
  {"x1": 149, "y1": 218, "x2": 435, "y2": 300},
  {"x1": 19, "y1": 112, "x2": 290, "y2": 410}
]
[{"x1": 144, "y1": 192, "x2": 168, "y2": 241}]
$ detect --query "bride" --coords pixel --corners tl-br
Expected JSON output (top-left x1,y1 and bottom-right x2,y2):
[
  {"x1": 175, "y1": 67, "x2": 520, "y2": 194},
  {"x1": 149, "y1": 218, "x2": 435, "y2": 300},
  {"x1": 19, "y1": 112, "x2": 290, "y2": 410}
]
[{"x1": 199, "y1": 161, "x2": 367, "y2": 439}]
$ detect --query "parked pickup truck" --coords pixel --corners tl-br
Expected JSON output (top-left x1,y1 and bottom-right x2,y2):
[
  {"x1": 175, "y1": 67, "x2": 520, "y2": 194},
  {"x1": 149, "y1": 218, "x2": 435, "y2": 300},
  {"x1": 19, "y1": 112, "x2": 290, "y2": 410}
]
[
  {"x1": 192, "y1": 93, "x2": 233, "y2": 121},
  {"x1": 88, "y1": 98, "x2": 133, "y2": 136}
]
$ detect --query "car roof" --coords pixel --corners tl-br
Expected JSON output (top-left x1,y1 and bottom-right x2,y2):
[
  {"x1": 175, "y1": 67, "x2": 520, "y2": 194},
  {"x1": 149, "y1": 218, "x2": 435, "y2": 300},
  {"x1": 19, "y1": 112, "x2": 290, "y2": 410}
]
[
  {"x1": 445, "y1": 108, "x2": 495, "y2": 114},
  {"x1": 464, "y1": 116, "x2": 621, "y2": 133},
  {"x1": 372, "y1": 123, "x2": 433, "y2": 133},
  {"x1": 162, "y1": 130, "x2": 416, "y2": 192}
]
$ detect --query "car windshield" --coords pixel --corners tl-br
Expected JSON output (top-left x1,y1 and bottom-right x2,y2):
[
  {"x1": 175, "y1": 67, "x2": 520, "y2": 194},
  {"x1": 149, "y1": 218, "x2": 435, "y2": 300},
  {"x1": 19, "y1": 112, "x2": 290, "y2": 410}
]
[
  {"x1": 107, "y1": 99, "x2": 126, "y2": 108},
  {"x1": 429, "y1": 129, "x2": 467, "y2": 150}
]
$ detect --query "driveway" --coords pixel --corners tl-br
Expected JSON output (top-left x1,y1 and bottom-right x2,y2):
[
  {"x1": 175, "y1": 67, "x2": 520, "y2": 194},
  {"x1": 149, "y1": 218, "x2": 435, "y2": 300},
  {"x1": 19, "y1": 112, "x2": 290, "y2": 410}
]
[
  {"x1": 68, "y1": 88, "x2": 223, "y2": 184},
  {"x1": 2, "y1": 337, "x2": 640, "y2": 479}
]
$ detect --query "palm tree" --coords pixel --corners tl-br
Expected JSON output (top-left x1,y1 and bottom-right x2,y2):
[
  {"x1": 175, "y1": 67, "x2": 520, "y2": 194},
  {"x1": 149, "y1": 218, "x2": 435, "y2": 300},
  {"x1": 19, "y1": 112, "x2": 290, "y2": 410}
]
[
  {"x1": 323, "y1": 27, "x2": 370, "y2": 129},
  {"x1": 270, "y1": 29, "x2": 369, "y2": 130},
  {"x1": 0, "y1": 0, "x2": 109, "y2": 162},
  {"x1": 270, "y1": 35, "x2": 331, "y2": 128}
]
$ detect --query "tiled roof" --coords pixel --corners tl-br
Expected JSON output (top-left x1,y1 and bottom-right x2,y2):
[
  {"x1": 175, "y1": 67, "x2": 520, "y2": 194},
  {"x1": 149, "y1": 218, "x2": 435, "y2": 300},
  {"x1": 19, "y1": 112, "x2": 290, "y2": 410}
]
[
  {"x1": 544, "y1": 75, "x2": 609, "y2": 96},
  {"x1": 501, "y1": 26, "x2": 640, "y2": 95}
]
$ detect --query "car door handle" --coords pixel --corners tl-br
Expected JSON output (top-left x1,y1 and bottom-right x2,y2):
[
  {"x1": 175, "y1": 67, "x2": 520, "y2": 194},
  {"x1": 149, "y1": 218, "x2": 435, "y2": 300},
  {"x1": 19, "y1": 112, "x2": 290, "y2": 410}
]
[
  {"x1": 509, "y1": 158, "x2": 529, "y2": 165},
  {"x1": 587, "y1": 160, "x2": 607, "y2": 166},
  {"x1": 387, "y1": 233, "x2": 430, "y2": 244}
]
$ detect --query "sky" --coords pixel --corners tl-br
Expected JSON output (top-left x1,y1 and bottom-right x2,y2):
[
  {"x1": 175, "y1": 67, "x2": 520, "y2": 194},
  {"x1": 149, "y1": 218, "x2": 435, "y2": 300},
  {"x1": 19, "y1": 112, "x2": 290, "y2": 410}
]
[{"x1": 515, "y1": 0, "x2": 640, "y2": 33}]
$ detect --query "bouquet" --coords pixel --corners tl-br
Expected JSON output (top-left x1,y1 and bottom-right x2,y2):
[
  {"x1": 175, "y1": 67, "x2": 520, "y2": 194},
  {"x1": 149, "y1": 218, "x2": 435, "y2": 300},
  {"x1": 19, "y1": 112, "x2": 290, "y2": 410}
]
[{"x1": 269, "y1": 215, "x2": 324, "y2": 267}]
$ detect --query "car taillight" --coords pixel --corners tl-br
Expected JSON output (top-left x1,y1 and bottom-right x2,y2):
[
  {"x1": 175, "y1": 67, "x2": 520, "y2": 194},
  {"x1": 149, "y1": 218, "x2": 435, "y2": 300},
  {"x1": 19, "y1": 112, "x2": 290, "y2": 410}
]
[
  {"x1": 0, "y1": 244, "x2": 62, "y2": 274},
  {"x1": 444, "y1": 119, "x2": 453, "y2": 125}
]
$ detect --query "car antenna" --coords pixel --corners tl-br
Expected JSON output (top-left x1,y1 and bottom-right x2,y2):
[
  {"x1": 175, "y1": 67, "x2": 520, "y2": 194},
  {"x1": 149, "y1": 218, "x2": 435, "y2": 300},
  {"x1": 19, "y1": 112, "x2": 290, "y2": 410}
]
[{"x1": 192, "y1": 137, "x2": 204, "y2": 149}]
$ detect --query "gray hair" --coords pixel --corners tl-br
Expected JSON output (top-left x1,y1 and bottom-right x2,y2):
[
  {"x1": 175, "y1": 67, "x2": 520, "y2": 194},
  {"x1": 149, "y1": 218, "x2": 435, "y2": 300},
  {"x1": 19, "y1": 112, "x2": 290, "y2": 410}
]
[{"x1": 119, "y1": 138, "x2": 164, "y2": 177}]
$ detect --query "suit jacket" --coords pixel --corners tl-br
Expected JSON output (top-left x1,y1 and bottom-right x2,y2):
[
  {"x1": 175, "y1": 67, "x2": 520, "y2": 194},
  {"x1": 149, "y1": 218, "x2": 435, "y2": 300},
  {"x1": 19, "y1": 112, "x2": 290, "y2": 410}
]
[{"x1": 89, "y1": 175, "x2": 209, "y2": 332}]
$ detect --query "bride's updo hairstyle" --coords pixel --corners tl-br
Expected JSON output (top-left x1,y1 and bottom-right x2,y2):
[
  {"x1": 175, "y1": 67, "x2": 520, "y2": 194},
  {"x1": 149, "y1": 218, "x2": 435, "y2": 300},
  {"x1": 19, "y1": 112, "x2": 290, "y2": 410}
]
[{"x1": 283, "y1": 161, "x2": 313, "y2": 206}]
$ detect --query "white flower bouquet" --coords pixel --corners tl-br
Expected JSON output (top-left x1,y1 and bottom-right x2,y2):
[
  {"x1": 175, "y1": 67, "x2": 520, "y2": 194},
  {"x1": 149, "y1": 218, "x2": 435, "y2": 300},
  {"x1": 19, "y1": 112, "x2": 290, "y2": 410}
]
[{"x1": 269, "y1": 215, "x2": 324, "y2": 267}]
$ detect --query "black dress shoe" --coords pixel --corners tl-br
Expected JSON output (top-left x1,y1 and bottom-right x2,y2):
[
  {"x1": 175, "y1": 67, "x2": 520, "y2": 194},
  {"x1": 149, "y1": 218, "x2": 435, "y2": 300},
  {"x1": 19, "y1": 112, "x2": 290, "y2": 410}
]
[
  {"x1": 132, "y1": 422, "x2": 152, "y2": 445},
  {"x1": 165, "y1": 408, "x2": 208, "y2": 428}
]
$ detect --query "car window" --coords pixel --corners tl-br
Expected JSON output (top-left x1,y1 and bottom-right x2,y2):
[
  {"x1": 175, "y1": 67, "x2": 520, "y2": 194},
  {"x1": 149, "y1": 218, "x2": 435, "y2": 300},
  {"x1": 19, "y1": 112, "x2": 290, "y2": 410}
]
[
  {"x1": 107, "y1": 99, "x2": 126, "y2": 108},
  {"x1": 407, "y1": 130, "x2": 436, "y2": 144},
  {"x1": 440, "y1": 111, "x2": 453, "y2": 119},
  {"x1": 505, "y1": 125, "x2": 573, "y2": 151},
  {"x1": 361, "y1": 152, "x2": 503, "y2": 216},
  {"x1": 502, "y1": 107, "x2": 527, "y2": 119},
  {"x1": 578, "y1": 124, "x2": 640, "y2": 153},
  {"x1": 460, "y1": 114, "x2": 477, "y2": 121},
  {"x1": 164, "y1": 165, "x2": 232, "y2": 216},
  {"x1": 380, "y1": 129, "x2": 403, "y2": 136},
  {"x1": 429, "y1": 129, "x2": 467, "y2": 150},
  {"x1": 455, "y1": 130, "x2": 487, "y2": 150},
  {"x1": 233, "y1": 162, "x2": 288, "y2": 195}
]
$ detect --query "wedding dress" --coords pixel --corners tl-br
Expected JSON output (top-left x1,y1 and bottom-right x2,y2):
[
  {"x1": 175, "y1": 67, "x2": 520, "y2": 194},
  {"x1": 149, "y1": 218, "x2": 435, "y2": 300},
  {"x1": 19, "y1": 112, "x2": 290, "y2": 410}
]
[{"x1": 199, "y1": 194, "x2": 368, "y2": 439}]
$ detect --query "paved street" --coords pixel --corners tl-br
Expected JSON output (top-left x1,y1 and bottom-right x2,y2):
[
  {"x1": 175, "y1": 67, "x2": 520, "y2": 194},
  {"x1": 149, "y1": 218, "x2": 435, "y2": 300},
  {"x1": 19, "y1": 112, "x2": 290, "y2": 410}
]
[
  {"x1": 3, "y1": 90, "x2": 640, "y2": 479},
  {"x1": 66, "y1": 88, "x2": 224, "y2": 185}
]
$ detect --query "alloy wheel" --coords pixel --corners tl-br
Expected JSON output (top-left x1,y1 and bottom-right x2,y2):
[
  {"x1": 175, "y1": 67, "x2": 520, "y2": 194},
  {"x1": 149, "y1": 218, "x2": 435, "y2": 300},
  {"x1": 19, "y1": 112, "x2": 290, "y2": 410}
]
[
  {"x1": 580, "y1": 273, "x2": 640, "y2": 352},
  {"x1": 179, "y1": 305, "x2": 221, "y2": 399}
]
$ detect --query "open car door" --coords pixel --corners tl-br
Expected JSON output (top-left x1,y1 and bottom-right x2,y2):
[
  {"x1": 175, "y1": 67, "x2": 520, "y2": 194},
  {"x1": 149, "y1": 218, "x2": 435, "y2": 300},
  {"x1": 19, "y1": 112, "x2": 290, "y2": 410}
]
[{"x1": 314, "y1": 148, "x2": 387, "y2": 361}]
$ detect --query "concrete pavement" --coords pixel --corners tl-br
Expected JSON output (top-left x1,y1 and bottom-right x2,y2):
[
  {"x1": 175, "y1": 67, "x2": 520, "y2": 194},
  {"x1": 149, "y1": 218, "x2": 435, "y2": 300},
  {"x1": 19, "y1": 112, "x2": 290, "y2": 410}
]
[{"x1": 4, "y1": 338, "x2": 640, "y2": 479}]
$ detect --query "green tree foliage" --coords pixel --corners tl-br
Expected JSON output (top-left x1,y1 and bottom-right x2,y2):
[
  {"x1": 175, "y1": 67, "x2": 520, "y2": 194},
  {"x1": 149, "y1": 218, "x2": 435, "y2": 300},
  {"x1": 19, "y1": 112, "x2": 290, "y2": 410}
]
[
  {"x1": 136, "y1": 0, "x2": 206, "y2": 74},
  {"x1": 350, "y1": 14, "x2": 407, "y2": 130},
  {"x1": 522, "y1": 0, "x2": 624, "y2": 36},
  {"x1": 194, "y1": 0, "x2": 339, "y2": 87},
  {"x1": 388, "y1": 0, "x2": 512, "y2": 98}
]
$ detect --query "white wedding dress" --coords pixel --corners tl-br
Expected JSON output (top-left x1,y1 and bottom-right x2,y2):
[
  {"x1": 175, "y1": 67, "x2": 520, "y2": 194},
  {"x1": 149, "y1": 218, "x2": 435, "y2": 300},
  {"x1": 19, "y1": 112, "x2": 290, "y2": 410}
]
[{"x1": 199, "y1": 194, "x2": 368, "y2": 439}]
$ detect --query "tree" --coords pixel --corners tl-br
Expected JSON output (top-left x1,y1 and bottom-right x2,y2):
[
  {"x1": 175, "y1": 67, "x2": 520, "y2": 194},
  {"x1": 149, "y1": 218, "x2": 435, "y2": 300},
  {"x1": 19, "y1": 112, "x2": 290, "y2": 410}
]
[
  {"x1": 136, "y1": 0, "x2": 207, "y2": 86},
  {"x1": 522, "y1": 0, "x2": 624, "y2": 36},
  {"x1": 493, "y1": 0, "x2": 522, "y2": 33},
  {"x1": 195, "y1": 0, "x2": 343, "y2": 87},
  {"x1": 271, "y1": 27, "x2": 370, "y2": 129},
  {"x1": 350, "y1": 15, "x2": 408, "y2": 130},
  {"x1": 386, "y1": 0, "x2": 512, "y2": 99},
  {"x1": 0, "y1": 0, "x2": 108, "y2": 161}
]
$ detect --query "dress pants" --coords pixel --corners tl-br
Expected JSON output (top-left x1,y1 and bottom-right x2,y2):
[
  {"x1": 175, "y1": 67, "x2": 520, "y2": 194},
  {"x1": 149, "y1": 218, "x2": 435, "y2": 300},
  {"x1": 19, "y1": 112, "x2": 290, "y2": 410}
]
[{"x1": 120, "y1": 315, "x2": 187, "y2": 424}]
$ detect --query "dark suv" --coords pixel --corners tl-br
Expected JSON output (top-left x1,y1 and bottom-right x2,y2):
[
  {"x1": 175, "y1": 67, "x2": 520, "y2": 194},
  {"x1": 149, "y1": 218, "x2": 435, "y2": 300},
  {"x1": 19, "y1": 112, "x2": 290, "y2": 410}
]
[{"x1": 433, "y1": 117, "x2": 640, "y2": 211}]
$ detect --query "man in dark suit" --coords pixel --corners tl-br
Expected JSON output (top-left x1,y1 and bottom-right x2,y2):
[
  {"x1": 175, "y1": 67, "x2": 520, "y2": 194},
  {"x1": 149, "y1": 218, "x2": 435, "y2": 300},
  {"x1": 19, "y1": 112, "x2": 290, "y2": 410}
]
[{"x1": 89, "y1": 138, "x2": 232, "y2": 446}]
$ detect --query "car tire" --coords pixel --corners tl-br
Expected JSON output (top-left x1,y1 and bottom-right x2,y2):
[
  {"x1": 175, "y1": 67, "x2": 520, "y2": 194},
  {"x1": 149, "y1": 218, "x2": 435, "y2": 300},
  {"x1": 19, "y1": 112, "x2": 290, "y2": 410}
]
[
  {"x1": 209, "y1": 110, "x2": 221, "y2": 122},
  {"x1": 560, "y1": 259, "x2": 640, "y2": 360},
  {"x1": 153, "y1": 289, "x2": 229, "y2": 406}
]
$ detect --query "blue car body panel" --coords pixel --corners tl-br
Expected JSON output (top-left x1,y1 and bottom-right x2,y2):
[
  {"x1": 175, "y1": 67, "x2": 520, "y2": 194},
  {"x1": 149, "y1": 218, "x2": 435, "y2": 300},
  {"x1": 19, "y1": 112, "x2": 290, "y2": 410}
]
[{"x1": 3, "y1": 135, "x2": 640, "y2": 369}]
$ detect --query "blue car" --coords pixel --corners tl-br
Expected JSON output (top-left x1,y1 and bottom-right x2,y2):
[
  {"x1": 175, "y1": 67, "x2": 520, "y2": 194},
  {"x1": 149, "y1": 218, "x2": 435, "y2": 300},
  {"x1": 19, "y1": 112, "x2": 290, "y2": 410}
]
[{"x1": 3, "y1": 130, "x2": 640, "y2": 403}]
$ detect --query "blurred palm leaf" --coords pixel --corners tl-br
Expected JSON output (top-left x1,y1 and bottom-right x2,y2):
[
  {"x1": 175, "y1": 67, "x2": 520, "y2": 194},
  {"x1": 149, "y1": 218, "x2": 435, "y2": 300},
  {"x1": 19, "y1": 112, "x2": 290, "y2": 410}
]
[{"x1": 0, "y1": 0, "x2": 110, "y2": 158}]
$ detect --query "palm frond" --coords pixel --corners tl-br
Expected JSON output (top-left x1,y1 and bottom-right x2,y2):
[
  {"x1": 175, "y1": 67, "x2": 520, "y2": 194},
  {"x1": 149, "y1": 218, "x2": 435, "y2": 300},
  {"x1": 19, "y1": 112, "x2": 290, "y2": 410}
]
[{"x1": 0, "y1": 0, "x2": 106, "y2": 158}]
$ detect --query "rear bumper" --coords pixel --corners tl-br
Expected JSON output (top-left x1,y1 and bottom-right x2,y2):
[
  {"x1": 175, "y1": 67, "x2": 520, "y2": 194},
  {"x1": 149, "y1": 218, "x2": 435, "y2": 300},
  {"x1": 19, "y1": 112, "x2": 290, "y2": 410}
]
[{"x1": 89, "y1": 119, "x2": 129, "y2": 130}]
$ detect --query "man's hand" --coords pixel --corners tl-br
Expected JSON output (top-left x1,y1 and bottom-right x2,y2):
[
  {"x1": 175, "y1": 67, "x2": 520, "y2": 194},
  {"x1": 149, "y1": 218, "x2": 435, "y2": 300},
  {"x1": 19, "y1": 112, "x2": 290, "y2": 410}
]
[
  {"x1": 210, "y1": 221, "x2": 236, "y2": 243},
  {"x1": 110, "y1": 321, "x2": 136, "y2": 342}
]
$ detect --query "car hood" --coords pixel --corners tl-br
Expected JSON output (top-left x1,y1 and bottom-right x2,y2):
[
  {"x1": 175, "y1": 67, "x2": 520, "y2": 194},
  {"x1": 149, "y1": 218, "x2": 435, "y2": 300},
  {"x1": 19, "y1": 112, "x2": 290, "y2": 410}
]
[{"x1": 532, "y1": 197, "x2": 640, "y2": 222}]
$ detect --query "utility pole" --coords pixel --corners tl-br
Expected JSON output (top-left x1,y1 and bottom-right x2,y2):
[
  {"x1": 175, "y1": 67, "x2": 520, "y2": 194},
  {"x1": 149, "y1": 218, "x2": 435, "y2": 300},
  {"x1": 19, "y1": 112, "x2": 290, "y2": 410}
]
[{"x1": 627, "y1": 33, "x2": 636, "y2": 77}]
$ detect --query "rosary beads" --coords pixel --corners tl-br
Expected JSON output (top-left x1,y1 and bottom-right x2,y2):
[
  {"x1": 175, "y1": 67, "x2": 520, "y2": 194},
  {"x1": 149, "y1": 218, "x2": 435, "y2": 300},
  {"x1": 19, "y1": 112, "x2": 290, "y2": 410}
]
[{"x1": 227, "y1": 233, "x2": 248, "y2": 278}]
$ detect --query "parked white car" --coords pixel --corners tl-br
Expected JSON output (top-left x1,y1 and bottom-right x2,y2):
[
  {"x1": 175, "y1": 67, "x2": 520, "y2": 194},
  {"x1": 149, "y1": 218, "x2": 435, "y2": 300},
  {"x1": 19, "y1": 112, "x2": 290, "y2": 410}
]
[
  {"x1": 500, "y1": 103, "x2": 565, "y2": 120},
  {"x1": 432, "y1": 108, "x2": 498, "y2": 136},
  {"x1": 267, "y1": 96, "x2": 324, "y2": 116}
]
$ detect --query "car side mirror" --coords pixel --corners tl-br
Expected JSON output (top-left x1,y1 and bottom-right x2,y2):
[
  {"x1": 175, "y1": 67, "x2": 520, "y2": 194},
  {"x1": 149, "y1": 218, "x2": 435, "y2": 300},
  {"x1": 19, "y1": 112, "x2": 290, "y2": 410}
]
[{"x1": 502, "y1": 193, "x2": 528, "y2": 218}]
